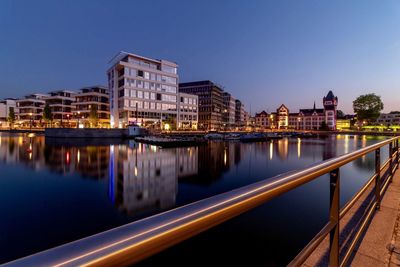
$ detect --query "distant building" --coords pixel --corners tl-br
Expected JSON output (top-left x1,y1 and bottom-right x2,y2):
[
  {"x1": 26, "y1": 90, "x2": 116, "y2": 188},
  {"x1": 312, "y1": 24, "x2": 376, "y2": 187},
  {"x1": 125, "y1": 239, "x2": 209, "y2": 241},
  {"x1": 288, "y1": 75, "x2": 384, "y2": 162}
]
[
  {"x1": 235, "y1": 99, "x2": 245, "y2": 128},
  {"x1": 45, "y1": 90, "x2": 77, "y2": 127},
  {"x1": 179, "y1": 80, "x2": 223, "y2": 130},
  {"x1": 260, "y1": 91, "x2": 339, "y2": 130},
  {"x1": 177, "y1": 92, "x2": 198, "y2": 130},
  {"x1": 295, "y1": 102, "x2": 325, "y2": 130},
  {"x1": 255, "y1": 110, "x2": 268, "y2": 128},
  {"x1": 73, "y1": 86, "x2": 110, "y2": 128},
  {"x1": 108, "y1": 51, "x2": 180, "y2": 129},
  {"x1": 276, "y1": 104, "x2": 289, "y2": 129},
  {"x1": 16, "y1": 93, "x2": 48, "y2": 126},
  {"x1": 222, "y1": 92, "x2": 236, "y2": 129},
  {"x1": 0, "y1": 98, "x2": 17, "y2": 127},
  {"x1": 376, "y1": 112, "x2": 400, "y2": 126}
]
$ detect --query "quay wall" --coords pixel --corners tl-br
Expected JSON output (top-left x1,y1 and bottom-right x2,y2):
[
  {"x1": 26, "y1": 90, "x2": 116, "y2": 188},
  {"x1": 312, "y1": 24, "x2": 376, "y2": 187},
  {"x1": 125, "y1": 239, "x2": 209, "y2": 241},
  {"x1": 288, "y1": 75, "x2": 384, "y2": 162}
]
[{"x1": 45, "y1": 128, "x2": 128, "y2": 138}]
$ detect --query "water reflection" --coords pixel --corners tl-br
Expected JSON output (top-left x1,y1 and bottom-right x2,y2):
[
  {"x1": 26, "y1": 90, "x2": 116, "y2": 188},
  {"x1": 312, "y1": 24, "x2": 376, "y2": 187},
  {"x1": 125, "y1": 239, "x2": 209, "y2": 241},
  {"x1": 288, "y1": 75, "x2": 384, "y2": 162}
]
[
  {"x1": 0, "y1": 133, "x2": 389, "y2": 264},
  {"x1": 0, "y1": 133, "x2": 384, "y2": 216}
]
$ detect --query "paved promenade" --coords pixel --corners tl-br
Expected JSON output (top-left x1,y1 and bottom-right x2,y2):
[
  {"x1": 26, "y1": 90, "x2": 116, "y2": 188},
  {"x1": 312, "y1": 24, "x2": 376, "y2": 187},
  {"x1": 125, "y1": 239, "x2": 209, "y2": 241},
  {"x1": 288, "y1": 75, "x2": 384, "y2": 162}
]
[
  {"x1": 304, "y1": 165, "x2": 400, "y2": 266},
  {"x1": 352, "y1": 168, "x2": 400, "y2": 266}
]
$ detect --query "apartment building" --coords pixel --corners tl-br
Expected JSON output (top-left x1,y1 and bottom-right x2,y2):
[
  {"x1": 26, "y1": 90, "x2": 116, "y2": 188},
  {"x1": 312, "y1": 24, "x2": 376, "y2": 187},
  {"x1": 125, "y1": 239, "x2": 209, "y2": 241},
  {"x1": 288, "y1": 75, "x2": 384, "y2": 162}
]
[
  {"x1": 222, "y1": 92, "x2": 236, "y2": 129},
  {"x1": 177, "y1": 93, "x2": 198, "y2": 130},
  {"x1": 0, "y1": 98, "x2": 17, "y2": 127},
  {"x1": 107, "y1": 51, "x2": 180, "y2": 129},
  {"x1": 376, "y1": 112, "x2": 400, "y2": 126},
  {"x1": 44, "y1": 90, "x2": 77, "y2": 126},
  {"x1": 73, "y1": 86, "x2": 110, "y2": 127},
  {"x1": 16, "y1": 93, "x2": 48, "y2": 125}
]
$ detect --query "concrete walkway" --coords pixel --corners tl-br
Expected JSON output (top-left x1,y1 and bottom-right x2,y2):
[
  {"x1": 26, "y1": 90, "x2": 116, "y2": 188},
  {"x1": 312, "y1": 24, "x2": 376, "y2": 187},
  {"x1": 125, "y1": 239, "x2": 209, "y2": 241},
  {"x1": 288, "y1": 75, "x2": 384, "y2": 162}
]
[
  {"x1": 351, "y1": 169, "x2": 400, "y2": 266},
  {"x1": 303, "y1": 166, "x2": 400, "y2": 266}
]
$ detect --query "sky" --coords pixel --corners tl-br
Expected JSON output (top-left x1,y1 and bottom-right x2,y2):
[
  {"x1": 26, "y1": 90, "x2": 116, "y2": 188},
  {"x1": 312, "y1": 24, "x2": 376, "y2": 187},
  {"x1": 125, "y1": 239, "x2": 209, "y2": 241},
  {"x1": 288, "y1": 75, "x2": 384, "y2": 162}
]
[{"x1": 0, "y1": 0, "x2": 399, "y2": 114}]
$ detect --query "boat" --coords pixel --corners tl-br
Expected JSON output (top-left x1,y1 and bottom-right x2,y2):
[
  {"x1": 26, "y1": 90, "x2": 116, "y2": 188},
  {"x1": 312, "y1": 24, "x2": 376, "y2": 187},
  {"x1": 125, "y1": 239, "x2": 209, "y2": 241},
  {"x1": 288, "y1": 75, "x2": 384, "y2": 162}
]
[
  {"x1": 223, "y1": 133, "x2": 241, "y2": 141},
  {"x1": 135, "y1": 136, "x2": 206, "y2": 148},
  {"x1": 204, "y1": 133, "x2": 224, "y2": 140},
  {"x1": 240, "y1": 133, "x2": 267, "y2": 142}
]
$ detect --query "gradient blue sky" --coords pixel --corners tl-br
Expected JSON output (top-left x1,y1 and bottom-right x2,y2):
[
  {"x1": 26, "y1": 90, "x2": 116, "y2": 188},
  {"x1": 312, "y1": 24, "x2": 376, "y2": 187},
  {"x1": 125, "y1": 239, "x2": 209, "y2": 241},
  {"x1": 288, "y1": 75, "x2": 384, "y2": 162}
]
[{"x1": 0, "y1": 0, "x2": 399, "y2": 114}]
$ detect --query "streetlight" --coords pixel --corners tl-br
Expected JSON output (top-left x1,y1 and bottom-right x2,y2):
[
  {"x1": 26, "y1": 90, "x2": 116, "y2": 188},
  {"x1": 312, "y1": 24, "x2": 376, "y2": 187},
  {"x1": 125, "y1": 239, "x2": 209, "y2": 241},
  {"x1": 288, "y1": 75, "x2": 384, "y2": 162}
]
[
  {"x1": 29, "y1": 112, "x2": 33, "y2": 130},
  {"x1": 67, "y1": 114, "x2": 70, "y2": 128}
]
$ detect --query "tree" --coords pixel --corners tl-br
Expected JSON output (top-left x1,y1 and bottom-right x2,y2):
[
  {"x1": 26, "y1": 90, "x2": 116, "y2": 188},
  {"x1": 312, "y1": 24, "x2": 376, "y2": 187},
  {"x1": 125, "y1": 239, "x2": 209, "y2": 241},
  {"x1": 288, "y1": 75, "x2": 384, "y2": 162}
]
[
  {"x1": 89, "y1": 105, "x2": 99, "y2": 128},
  {"x1": 43, "y1": 103, "x2": 53, "y2": 127},
  {"x1": 336, "y1": 110, "x2": 345, "y2": 119},
  {"x1": 7, "y1": 107, "x2": 15, "y2": 129},
  {"x1": 353, "y1": 93, "x2": 383, "y2": 123}
]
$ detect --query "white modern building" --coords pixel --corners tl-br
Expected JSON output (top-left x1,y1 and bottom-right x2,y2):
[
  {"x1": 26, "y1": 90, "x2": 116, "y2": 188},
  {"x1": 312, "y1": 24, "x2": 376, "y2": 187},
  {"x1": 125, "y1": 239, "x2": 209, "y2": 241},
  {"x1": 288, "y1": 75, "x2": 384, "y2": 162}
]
[
  {"x1": 73, "y1": 86, "x2": 110, "y2": 128},
  {"x1": 376, "y1": 112, "x2": 400, "y2": 126},
  {"x1": 107, "y1": 51, "x2": 181, "y2": 129},
  {"x1": 177, "y1": 93, "x2": 198, "y2": 130},
  {"x1": 16, "y1": 93, "x2": 48, "y2": 126},
  {"x1": 223, "y1": 92, "x2": 236, "y2": 129},
  {"x1": 44, "y1": 90, "x2": 77, "y2": 126},
  {"x1": 0, "y1": 98, "x2": 17, "y2": 127}
]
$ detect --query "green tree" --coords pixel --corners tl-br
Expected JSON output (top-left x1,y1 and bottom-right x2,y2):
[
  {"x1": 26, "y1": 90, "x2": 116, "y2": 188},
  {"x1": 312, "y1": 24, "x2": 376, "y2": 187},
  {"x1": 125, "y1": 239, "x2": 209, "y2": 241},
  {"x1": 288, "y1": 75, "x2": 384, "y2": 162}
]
[
  {"x1": 43, "y1": 103, "x2": 53, "y2": 127},
  {"x1": 353, "y1": 93, "x2": 383, "y2": 123},
  {"x1": 7, "y1": 107, "x2": 15, "y2": 129},
  {"x1": 89, "y1": 105, "x2": 99, "y2": 128},
  {"x1": 336, "y1": 110, "x2": 345, "y2": 119}
]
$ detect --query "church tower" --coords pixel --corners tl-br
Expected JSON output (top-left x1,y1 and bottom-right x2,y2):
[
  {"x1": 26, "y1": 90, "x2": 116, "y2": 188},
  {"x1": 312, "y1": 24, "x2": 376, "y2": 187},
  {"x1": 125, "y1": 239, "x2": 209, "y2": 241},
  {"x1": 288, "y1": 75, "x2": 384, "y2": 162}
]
[{"x1": 323, "y1": 91, "x2": 338, "y2": 130}]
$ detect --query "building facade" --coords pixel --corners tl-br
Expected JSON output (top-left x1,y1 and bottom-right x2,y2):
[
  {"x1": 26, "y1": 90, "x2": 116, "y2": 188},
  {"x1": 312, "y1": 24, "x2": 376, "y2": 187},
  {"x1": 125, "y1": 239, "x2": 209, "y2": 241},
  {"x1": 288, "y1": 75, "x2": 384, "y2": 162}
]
[
  {"x1": 108, "y1": 52, "x2": 180, "y2": 129},
  {"x1": 177, "y1": 93, "x2": 198, "y2": 130},
  {"x1": 73, "y1": 86, "x2": 110, "y2": 128},
  {"x1": 45, "y1": 90, "x2": 77, "y2": 127},
  {"x1": 376, "y1": 112, "x2": 400, "y2": 126},
  {"x1": 0, "y1": 98, "x2": 17, "y2": 127},
  {"x1": 235, "y1": 99, "x2": 245, "y2": 128},
  {"x1": 179, "y1": 80, "x2": 223, "y2": 131},
  {"x1": 222, "y1": 92, "x2": 236, "y2": 129},
  {"x1": 16, "y1": 93, "x2": 48, "y2": 126}
]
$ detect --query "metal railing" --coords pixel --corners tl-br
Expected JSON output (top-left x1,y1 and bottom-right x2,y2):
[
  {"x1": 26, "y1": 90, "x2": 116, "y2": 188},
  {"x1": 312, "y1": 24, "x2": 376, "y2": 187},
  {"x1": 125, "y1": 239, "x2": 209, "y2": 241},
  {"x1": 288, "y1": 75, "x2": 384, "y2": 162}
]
[{"x1": 5, "y1": 136, "x2": 400, "y2": 267}]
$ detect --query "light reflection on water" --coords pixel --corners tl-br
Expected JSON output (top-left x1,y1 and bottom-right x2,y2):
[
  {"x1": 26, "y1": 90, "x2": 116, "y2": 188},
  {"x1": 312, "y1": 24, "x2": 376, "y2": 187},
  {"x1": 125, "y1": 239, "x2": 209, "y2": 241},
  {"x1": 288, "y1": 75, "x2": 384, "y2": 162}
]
[{"x1": 0, "y1": 133, "x2": 389, "y2": 265}]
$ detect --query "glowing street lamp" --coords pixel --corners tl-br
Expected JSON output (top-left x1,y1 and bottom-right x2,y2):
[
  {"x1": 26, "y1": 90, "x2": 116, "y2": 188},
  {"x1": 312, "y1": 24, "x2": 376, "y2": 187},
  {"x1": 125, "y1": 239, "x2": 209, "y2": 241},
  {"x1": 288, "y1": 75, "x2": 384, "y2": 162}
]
[{"x1": 29, "y1": 112, "x2": 33, "y2": 130}]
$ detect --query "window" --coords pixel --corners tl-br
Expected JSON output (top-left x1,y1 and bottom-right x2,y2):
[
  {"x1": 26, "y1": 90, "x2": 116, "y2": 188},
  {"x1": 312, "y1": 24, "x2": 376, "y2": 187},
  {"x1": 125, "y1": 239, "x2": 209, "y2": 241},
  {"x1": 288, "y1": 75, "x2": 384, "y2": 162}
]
[
  {"x1": 156, "y1": 93, "x2": 162, "y2": 101},
  {"x1": 144, "y1": 92, "x2": 149, "y2": 99},
  {"x1": 144, "y1": 72, "x2": 150, "y2": 79},
  {"x1": 138, "y1": 70, "x2": 144, "y2": 77}
]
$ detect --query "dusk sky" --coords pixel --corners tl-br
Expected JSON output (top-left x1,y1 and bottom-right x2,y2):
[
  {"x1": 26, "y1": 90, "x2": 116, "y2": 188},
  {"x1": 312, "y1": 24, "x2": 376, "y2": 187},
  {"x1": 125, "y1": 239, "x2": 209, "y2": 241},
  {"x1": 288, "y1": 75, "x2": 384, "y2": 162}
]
[{"x1": 0, "y1": 0, "x2": 399, "y2": 114}]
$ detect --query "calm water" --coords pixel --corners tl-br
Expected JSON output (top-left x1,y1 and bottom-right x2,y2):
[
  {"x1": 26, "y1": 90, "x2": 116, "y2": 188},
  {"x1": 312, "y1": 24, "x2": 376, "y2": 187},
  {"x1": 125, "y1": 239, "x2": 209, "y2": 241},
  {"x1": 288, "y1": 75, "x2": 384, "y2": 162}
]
[{"x1": 0, "y1": 133, "x2": 389, "y2": 265}]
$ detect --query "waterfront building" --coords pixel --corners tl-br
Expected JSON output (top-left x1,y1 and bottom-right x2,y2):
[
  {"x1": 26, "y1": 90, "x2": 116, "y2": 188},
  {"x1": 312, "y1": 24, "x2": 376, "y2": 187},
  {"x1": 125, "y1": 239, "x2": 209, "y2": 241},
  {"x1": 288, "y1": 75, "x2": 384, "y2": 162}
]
[
  {"x1": 73, "y1": 86, "x2": 110, "y2": 128},
  {"x1": 0, "y1": 98, "x2": 17, "y2": 128},
  {"x1": 44, "y1": 90, "x2": 77, "y2": 127},
  {"x1": 255, "y1": 110, "x2": 270, "y2": 128},
  {"x1": 222, "y1": 92, "x2": 236, "y2": 130},
  {"x1": 177, "y1": 93, "x2": 198, "y2": 130},
  {"x1": 336, "y1": 119, "x2": 351, "y2": 130},
  {"x1": 16, "y1": 93, "x2": 48, "y2": 127},
  {"x1": 276, "y1": 104, "x2": 289, "y2": 129},
  {"x1": 108, "y1": 51, "x2": 180, "y2": 129},
  {"x1": 235, "y1": 99, "x2": 246, "y2": 128},
  {"x1": 179, "y1": 80, "x2": 223, "y2": 130},
  {"x1": 376, "y1": 112, "x2": 400, "y2": 126}
]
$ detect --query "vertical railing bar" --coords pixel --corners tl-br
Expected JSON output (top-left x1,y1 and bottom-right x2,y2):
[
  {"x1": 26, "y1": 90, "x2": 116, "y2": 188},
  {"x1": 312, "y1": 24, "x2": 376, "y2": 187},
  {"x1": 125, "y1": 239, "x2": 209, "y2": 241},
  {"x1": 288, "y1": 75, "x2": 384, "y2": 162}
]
[
  {"x1": 389, "y1": 142, "x2": 394, "y2": 182},
  {"x1": 329, "y1": 168, "x2": 340, "y2": 267},
  {"x1": 396, "y1": 138, "x2": 399, "y2": 170},
  {"x1": 375, "y1": 148, "x2": 381, "y2": 210}
]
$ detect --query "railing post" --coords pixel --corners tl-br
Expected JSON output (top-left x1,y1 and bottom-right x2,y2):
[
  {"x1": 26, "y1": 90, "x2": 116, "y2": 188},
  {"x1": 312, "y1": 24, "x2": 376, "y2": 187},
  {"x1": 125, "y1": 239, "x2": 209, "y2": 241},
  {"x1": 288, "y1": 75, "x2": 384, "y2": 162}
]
[
  {"x1": 375, "y1": 148, "x2": 381, "y2": 210},
  {"x1": 389, "y1": 142, "x2": 394, "y2": 181},
  {"x1": 329, "y1": 168, "x2": 340, "y2": 267},
  {"x1": 396, "y1": 138, "x2": 399, "y2": 170}
]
